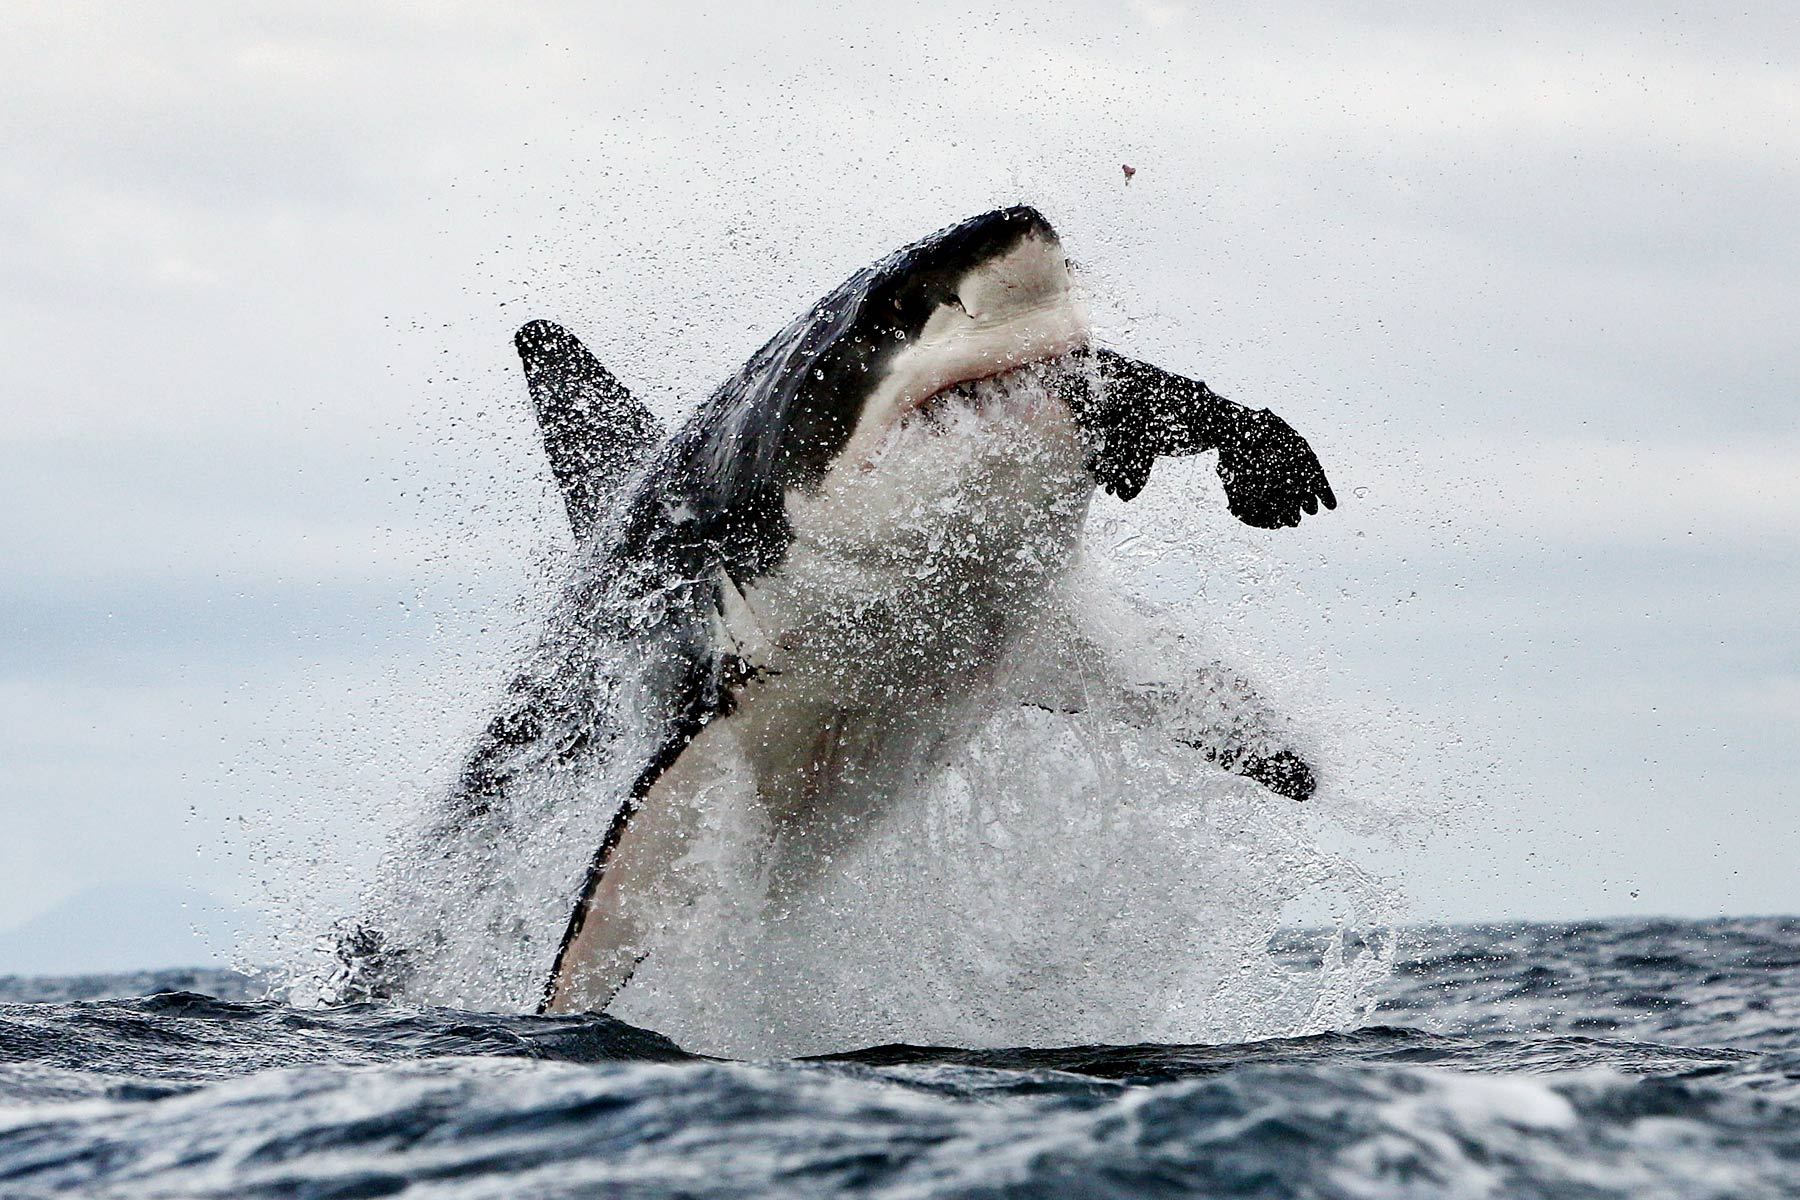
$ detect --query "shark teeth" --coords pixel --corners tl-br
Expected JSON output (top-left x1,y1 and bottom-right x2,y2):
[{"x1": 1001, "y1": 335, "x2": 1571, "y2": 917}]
[{"x1": 911, "y1": 357, "x2": 1075, "y2": 426}]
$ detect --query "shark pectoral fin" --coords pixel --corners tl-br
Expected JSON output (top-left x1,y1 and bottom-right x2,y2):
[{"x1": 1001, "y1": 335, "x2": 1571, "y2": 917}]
[
  {"x1": 1217, "y1": 745, "x2": 1316, "y2": 802},
  {"x1": 514, "y1": 320, "x2": 664, "y2": 540},
  {"x1": 1120, "y1": 651, "x2": 1318, "y2": 803},
  {"x1": 1009, "y1": 611, "x2": 1316, "y2": 802},
  {"x1": 1167, "y1": 723, "x2": 1316, "y2": 801}
]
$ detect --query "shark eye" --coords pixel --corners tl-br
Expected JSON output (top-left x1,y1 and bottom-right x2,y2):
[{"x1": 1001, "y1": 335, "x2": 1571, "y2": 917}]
[{"x1": 947, "y1": 295, "x2": 967, "y2": 314}]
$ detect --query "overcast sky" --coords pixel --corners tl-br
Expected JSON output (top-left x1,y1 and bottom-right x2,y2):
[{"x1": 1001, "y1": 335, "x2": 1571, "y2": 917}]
[{"x1": 1, "y1": 1, "x2": 1794, "y2": 968}]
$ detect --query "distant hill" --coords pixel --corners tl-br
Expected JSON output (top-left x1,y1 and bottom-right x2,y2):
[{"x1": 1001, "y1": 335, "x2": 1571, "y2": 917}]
[{"x1": 0, "y1": 883, "x2": 266, "y2": 976}]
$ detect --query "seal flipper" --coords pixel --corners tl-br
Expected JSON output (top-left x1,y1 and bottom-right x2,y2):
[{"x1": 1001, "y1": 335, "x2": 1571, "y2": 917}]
[
  {"x1": 1066, "y1": 350, "x2": 1337, "y2": 528},
  {"x1": 515, "y1": 320, "x2": 663, "y2": 539}
]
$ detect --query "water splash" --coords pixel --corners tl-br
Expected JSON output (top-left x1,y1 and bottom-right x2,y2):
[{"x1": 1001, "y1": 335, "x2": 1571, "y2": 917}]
[
  {"x1": 604, "y1": 572, "x2": 1397, "y2": 1056},
  {"x1": 276, "y1": 367, "x2": 1407, "y2": 1056}
]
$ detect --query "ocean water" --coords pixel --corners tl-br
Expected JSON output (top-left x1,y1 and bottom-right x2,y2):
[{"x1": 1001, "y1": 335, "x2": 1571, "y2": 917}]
[{"x1": 2, "y1": 917, "x2": 1795, "y2": 1198}]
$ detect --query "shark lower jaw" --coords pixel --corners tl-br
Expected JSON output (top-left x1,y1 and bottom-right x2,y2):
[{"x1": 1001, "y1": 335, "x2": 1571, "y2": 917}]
[{"x1": 847, "y1": 359, "x2": 1094, "y2": 530}]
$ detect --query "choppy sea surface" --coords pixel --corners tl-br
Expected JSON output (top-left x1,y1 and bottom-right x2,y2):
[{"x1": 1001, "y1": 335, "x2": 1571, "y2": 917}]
[{"x1": 2, "y1": 917, "x2": 1796, "y2": 1198}]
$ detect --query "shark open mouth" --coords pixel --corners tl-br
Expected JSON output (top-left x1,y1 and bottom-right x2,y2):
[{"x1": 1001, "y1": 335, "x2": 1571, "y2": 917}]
[{"x1": 906, "y1": 354, "x2": 1087, "y2": 429}]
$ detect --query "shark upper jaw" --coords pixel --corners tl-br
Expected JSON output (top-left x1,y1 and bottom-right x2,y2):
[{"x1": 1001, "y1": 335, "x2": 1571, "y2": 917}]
[{"x1": 835, "y1": 234, "x2": 1092, "y2": 468}]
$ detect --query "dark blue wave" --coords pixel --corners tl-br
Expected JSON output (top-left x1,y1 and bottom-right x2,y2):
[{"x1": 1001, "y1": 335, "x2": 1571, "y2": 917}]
[{"x1": 1, "y1": 917, "x2": 1796, "y2": 1198}]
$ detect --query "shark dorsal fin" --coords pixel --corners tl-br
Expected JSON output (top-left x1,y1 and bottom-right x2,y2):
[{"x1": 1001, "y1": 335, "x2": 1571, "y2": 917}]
[{"x1": 514, "y1": 320, "x2": 663, "y2": 540}]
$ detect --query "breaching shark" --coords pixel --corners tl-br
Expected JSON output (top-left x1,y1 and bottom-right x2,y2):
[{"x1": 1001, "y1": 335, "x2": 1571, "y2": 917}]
[{"x1": 341, "y1": 206, "x2": 1336, "y2": 1015}]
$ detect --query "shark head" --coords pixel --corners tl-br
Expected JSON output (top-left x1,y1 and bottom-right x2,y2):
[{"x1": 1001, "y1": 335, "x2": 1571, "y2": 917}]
[
  {"x1": 823, "y1": 205, "x2": 1090, "y2": 466},
  {"x1": 661, "y1": 206, "x2": 1091, "y2": 579}
]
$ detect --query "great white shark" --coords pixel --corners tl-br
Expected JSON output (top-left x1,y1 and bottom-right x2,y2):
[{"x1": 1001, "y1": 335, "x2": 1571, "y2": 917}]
[{"x1": 341, "y1": 206, "x2": 1336, "y2": 1014}]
